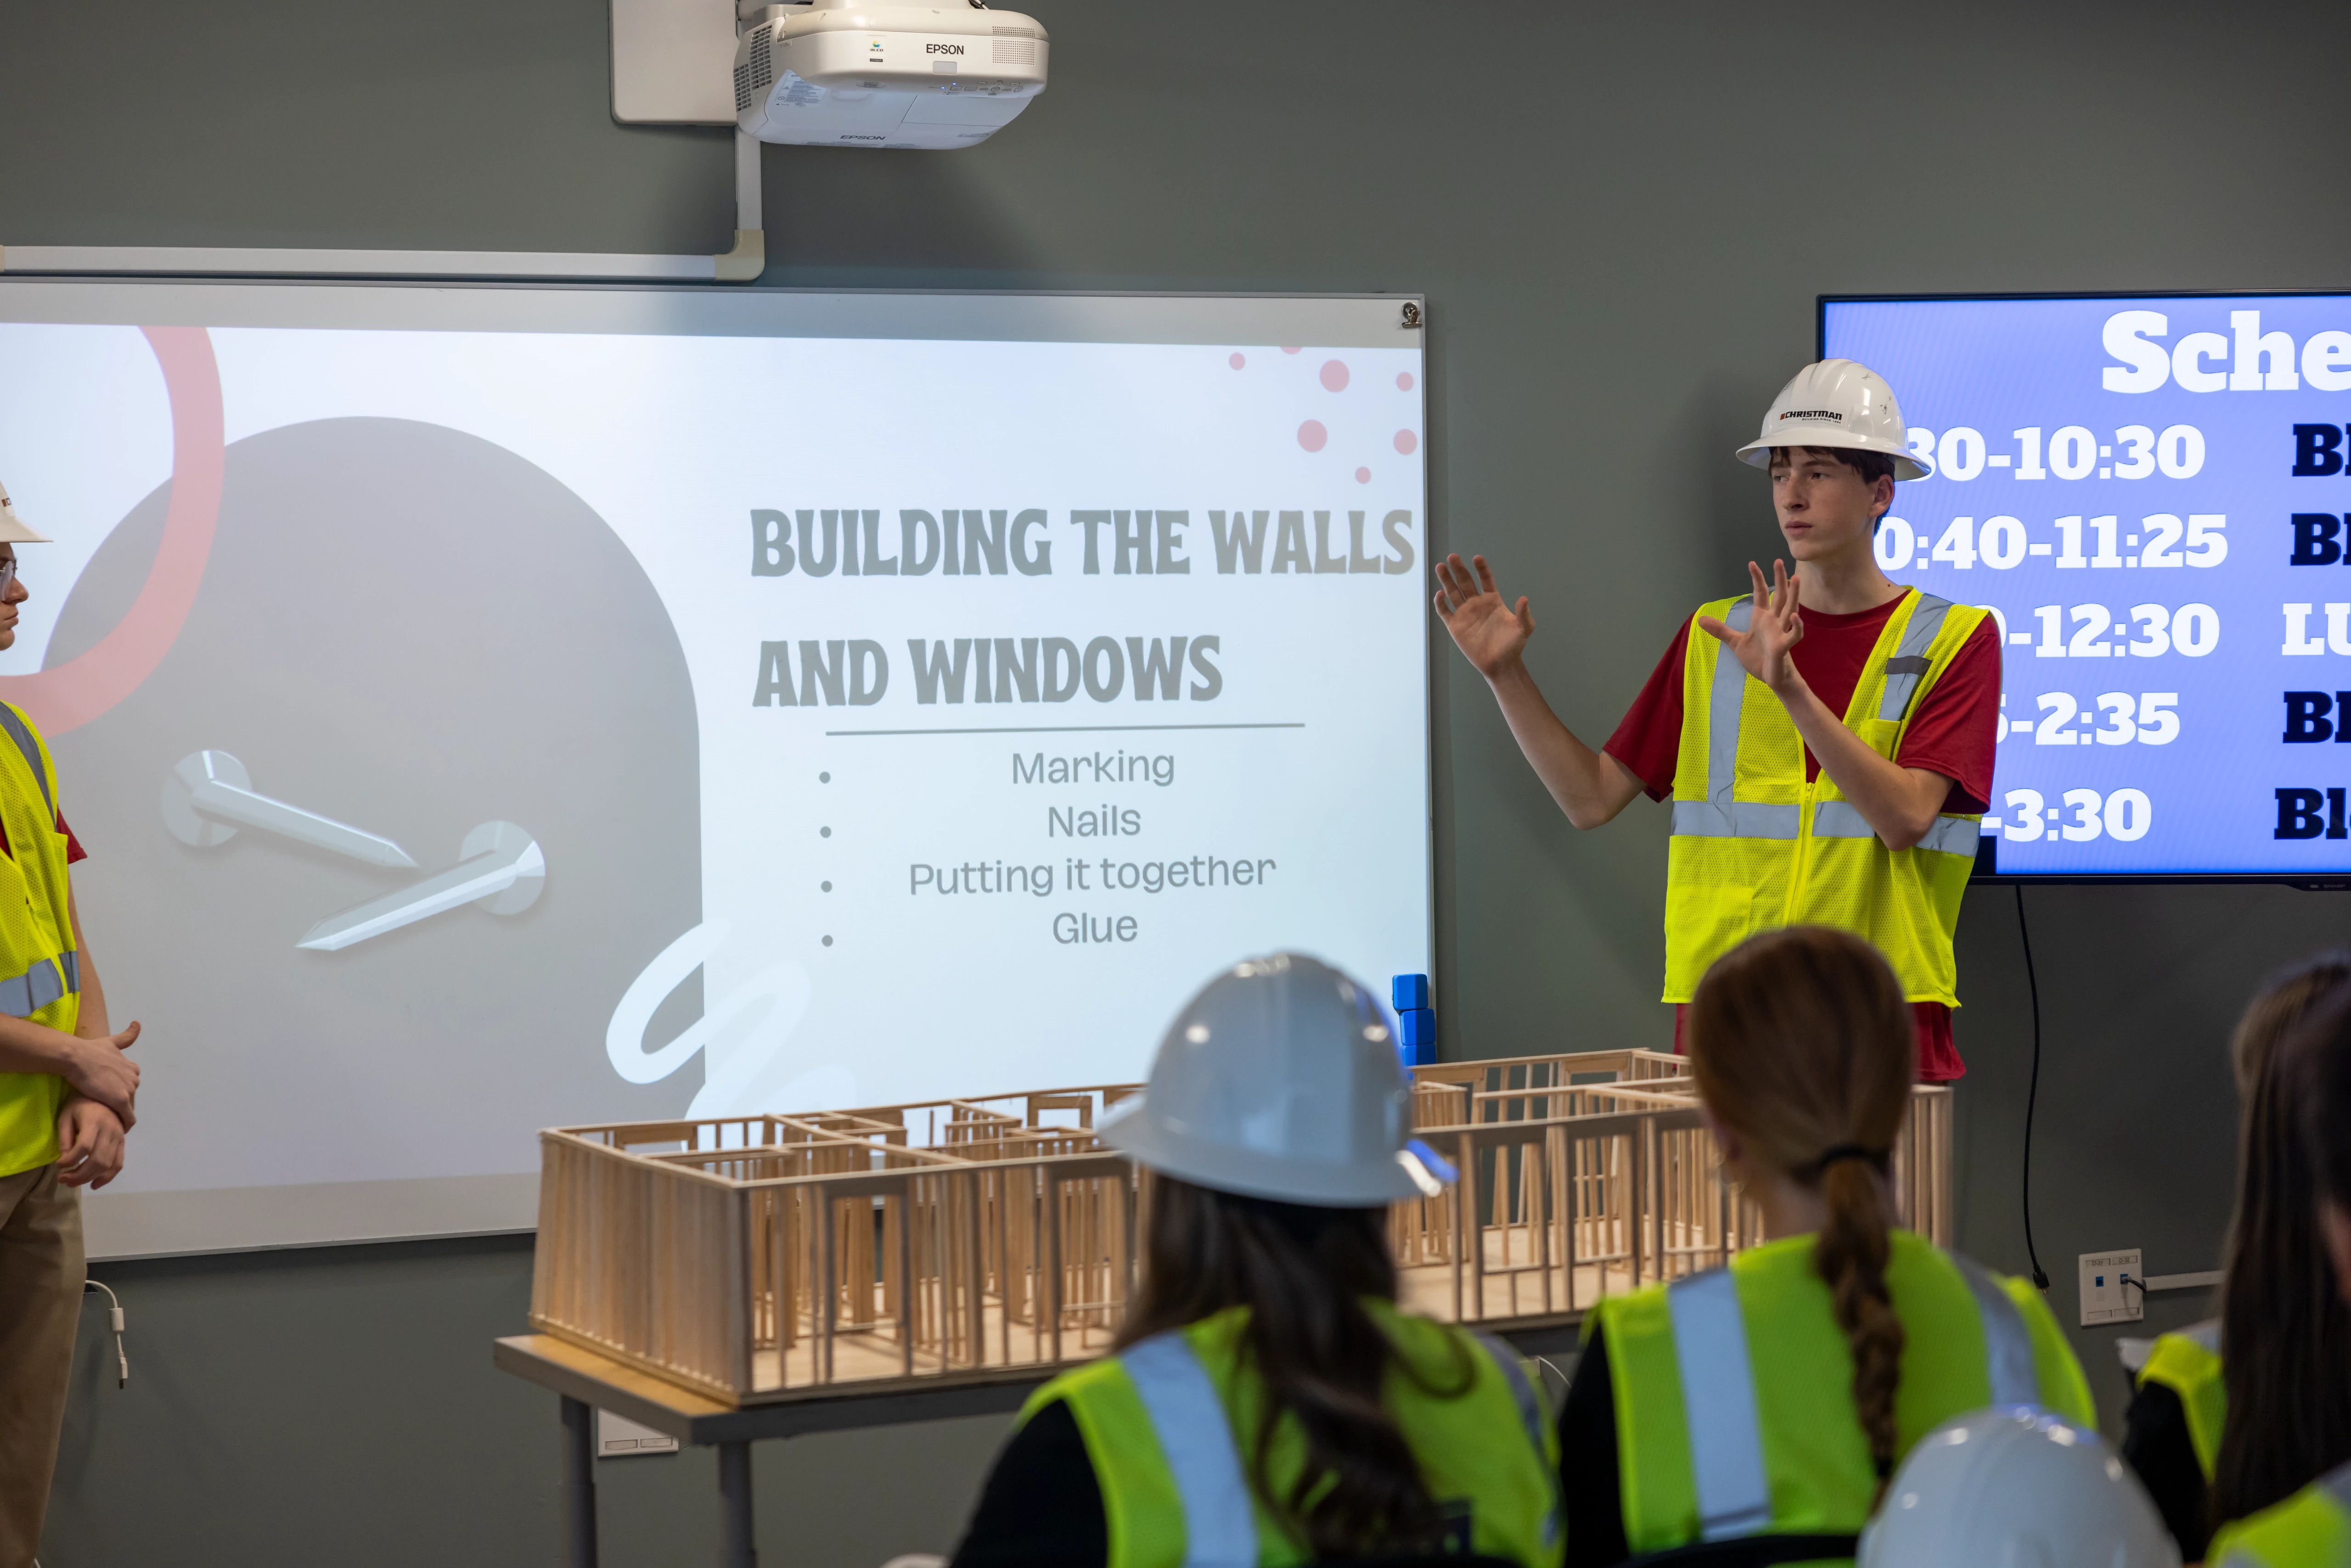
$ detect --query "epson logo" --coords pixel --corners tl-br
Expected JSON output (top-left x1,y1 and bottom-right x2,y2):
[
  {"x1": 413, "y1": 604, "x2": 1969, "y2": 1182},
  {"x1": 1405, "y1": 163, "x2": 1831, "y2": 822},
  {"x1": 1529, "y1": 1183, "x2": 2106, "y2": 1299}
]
[
  {"x1": 1779, "y1": 409, "x2": 1843, "y2": 422},
  {"x1": 926, "y1": 42, "x2": 965, "y2": 54},
  {"x1": 839, "y1": 134, "x2": 889, "y2": 141}
]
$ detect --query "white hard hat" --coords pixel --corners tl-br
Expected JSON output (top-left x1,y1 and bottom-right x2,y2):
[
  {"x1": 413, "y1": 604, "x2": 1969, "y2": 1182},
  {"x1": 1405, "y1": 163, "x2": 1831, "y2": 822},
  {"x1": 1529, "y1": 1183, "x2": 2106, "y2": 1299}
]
[
  {"x1": 1735, "y1": 358, "x2": 1930, "y2": 482},
  {"x1": 1859, "y1": 1408, "x2": 2179, "y2": 1568},
  {"x1": 1100, "y1": 953, "x2": 1448, "y2": 1207},
  {"x1": 0, "y1": 482, "x2": 51, "y2": 545}
]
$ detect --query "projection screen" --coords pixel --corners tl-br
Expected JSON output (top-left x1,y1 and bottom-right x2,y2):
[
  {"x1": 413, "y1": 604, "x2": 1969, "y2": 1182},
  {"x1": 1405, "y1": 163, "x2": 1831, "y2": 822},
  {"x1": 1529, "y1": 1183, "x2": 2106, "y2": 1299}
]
[{"x1": 0, "y1": 280, "x2": 1432, "y2": 1257}]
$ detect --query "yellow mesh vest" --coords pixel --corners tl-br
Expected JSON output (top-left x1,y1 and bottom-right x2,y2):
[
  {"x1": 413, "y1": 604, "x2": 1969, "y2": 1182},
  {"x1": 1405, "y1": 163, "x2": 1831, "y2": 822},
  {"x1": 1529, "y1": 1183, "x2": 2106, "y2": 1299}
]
[
  {"x1": 1592, "y1": 1231, "x2": 2095, "y2": 1562},
  {"x1": 2138, "y1": 1323, "x2": 2225, "y2": 1481},
  {"x1": 0, "y1": 700, "x2": 84, "y2": 1177},
  {"x1": 2210, "y1": 1461, "x2": 2351, "y2": 1567},
  {"x1": 1662, "y1": 588, "x2": 1990, "y2": 1004},
  {"x1": 1028, "y1": 1302, "x2": 1563, "y2": 1568}
]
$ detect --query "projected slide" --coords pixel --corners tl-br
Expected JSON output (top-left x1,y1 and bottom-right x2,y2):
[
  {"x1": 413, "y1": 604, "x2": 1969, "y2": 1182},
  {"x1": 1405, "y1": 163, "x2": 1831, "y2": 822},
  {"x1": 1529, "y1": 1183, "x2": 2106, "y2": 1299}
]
[
  {"x1": 1827, "y1": 292, "x2": 2351, "y2": 878},
  {"x1": 0, "y1": 283, "x2": 1429, "y2": 1252}
]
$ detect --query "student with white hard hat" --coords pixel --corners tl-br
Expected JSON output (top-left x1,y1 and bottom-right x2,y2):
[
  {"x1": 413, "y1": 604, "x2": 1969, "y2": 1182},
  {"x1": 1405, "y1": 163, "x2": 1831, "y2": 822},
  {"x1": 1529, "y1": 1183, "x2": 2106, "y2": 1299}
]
[
  {"x1": 1859, "y1": 1408, "x2": 2179, "y2": 1568},
  {"x1": 949, "y1": 953, "x2": 1561, "y2": 1568},
  {"x1": 2206, "y1": 989, "x2": 2351, "y2": 1568},
  {"x1": 0, "y1": 480, "x2": 143, "y2": 1568},
  {"x1": 2122, "y1": 953, "x2": 2351, "y2": 1562},
  {"x1": 1555, "y1": 926, "x2": 2092, "y2": 1566},
  {"x1": 1434, "y1": 362, "x2": 2000, "y2": 1083}
]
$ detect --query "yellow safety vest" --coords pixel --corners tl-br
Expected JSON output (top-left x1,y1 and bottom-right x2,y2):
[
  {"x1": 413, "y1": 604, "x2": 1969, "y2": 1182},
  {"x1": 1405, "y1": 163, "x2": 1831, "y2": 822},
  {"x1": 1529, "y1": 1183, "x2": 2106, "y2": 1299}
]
[
  {"x1": 2212, "y1": 1461, "x2": 2351, "y2": 1568},
  {"x1": 0, "y1": 700, "x2": 82, "y2": 1178},
  {"x1": 1027, "y1": 1301, "x2": 1562, "y2": 1568},
  {"x1": 1592, "y1": 1230, "x2": 2094, "y2": 1564},
  {"x1": 1663, "y1": 588, "x2": 1990, "y2": 1004},
  {"x1": 2138, "y1": 1321, "x2": 2226, "y2": 1482}
]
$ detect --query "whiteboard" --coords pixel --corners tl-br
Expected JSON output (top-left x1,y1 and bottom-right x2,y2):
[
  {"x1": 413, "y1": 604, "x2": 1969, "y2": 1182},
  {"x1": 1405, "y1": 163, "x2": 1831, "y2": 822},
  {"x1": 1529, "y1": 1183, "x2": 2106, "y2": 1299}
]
[{"x1": 0, "y1": 280, "x2": 1431, "y2": 1256}]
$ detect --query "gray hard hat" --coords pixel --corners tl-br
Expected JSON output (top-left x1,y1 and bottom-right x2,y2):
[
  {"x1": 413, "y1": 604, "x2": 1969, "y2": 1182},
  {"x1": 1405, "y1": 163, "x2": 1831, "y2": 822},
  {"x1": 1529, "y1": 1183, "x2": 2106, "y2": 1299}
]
[
  {"x1": 1100, "y1": 952, "x2": 1446, "y2": 1207},
  {"x1": 1859, "y1": 1408, "x2": 2178, "y2": 1568}
]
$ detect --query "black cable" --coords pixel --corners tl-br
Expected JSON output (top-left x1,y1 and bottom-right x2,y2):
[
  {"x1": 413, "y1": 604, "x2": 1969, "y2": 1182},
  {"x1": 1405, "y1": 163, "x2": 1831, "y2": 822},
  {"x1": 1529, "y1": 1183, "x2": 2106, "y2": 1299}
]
[{"x1": 2014, "y1": 884, "x2": 2051, "y2": 1290}]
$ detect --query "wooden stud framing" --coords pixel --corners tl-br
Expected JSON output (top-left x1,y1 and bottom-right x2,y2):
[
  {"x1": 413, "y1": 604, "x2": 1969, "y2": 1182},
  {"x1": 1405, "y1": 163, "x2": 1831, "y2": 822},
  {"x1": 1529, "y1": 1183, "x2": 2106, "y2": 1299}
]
[{"x1": 529, "y1": 1056, "x2": 1955, "y2": 1406}]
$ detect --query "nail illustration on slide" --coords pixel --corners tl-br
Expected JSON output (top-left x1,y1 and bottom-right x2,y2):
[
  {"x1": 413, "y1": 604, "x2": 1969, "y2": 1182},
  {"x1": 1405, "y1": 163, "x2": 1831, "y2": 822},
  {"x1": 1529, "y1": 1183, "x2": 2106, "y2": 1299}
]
[
  {"x1": 297, "y1": 821, "x2": 546, "y2": 951},
  {"x1": 163, "y1": 749, "x2": 417, "y2": 867}
]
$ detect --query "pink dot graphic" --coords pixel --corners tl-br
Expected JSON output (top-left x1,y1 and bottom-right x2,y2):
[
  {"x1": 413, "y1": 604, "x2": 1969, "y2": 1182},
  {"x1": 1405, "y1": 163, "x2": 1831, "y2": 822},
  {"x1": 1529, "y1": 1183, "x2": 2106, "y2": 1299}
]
[
  {"x1": 1321, "y1": 360, "x2": 1350, "y2": 393},
  {"x1": 1228, "y1": 352, "x2": 1245, "y2": 369},
  {"x1": 1297, "y1": 420, "x2": 1327, "y2": 453},
  {"x1": 1281, "y1": 346, "x2": 1302, "y2": 355},
  {"x1": 1394, "y1": 429, "x2": 1418, "y2": 455},
  {"x1": 1397, "y1": 371, "x2": 1414, "y2": 391},
  {"x1": 1355, "y1": 466, "x2": 1371, "y2": 483}
]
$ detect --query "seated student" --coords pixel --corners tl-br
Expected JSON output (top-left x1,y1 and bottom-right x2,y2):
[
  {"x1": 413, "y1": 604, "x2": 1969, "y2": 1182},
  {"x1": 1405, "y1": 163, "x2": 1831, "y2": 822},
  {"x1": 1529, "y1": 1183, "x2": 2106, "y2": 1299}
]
[
  {"x1": 950, "y1": 953, "x2": 1560, "y2": 1568},
  {"x1": 2209, "y1": 993, "x2": 2351, "y2": 1567},
  {"x1": 2125, "y1": 953, "x2": 2351, "y2": 1562},
  {"x1": 1558, "y1": 925, "x2": 2094, "y2": 1567}
]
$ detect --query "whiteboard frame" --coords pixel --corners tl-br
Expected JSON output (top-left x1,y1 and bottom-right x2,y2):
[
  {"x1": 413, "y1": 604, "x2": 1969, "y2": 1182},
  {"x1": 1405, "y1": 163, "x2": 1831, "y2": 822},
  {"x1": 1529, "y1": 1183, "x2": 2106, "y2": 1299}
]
[{"x1": 0, "y1": 276, "x2": 1434, "y2": 1258}]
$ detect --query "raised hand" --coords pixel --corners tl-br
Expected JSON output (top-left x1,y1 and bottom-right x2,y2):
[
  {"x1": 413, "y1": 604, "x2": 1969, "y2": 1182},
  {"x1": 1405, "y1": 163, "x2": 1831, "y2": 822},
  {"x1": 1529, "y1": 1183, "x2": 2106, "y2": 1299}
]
[
  {"x1": 1433, "y1": 553, "x2": 1534, "y2": 680},
  {"x1": 1698, "y1": 560, "x2": 1805, "y2": 692}
]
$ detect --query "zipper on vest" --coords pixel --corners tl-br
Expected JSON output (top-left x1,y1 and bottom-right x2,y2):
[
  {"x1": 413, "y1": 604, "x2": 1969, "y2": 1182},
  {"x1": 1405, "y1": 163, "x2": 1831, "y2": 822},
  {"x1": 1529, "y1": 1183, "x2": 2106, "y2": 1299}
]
[{"x1": 1785, "y1": 774, "x2": 1819, "y2": 925}]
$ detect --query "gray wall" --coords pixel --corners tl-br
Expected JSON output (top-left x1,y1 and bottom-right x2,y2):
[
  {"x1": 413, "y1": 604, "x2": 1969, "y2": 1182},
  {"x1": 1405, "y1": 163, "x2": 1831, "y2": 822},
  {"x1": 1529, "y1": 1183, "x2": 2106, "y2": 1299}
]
[{"x1": 7, "y1": 0, "x2": 2347, "y2": 1561}]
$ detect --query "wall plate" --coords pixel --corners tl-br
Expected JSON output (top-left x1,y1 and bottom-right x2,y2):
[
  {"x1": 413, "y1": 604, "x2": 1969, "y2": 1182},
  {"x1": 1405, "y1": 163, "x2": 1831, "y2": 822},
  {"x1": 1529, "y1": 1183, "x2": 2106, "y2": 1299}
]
[
  {"x1": 611, "y1": 0, "x2": 736, "y2": 124},
  {"x1": 596, "y1": 1408, "x2": 681, "y2": 1456},
  {"x1": 2079, "y1": 1248, "x2": 2144, "y2": 1328}
]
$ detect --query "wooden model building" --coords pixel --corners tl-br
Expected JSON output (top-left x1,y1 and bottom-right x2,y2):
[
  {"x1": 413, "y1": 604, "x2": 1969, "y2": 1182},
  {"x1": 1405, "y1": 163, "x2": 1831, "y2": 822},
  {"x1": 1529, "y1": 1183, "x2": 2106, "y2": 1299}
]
[{"x1": 530, "y1": 1051, "x2": 1953, "y2": 1407}]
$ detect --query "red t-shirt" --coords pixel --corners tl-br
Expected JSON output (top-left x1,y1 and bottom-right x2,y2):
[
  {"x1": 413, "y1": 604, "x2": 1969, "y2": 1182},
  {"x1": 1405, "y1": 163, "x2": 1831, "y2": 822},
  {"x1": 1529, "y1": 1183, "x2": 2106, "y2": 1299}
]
[{"x1": 1603, "y1": 593, "x2": 2001, "y2": 1083}]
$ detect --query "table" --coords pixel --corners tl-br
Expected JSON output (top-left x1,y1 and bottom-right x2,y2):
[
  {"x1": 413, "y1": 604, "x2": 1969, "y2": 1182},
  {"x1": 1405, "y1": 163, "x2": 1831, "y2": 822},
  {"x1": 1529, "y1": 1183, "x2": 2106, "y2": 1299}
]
[{"x1": 494, "y1": 1316, "x2": 1586, "y2": 1568}]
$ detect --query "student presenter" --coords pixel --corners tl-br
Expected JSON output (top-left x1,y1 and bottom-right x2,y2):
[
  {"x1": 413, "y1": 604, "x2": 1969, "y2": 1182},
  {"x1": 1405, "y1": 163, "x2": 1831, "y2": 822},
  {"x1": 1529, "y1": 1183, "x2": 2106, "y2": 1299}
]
[{"x1": 1434, "y1": 361, "x2": 2001, "y2": 1078}]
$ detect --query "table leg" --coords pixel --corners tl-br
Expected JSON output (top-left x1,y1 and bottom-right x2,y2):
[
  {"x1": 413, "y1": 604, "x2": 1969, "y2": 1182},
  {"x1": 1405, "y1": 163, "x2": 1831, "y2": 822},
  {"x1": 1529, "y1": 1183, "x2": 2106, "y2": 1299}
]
[
  {"x1": 561, "y1": 1396, "x2": 599, "y2": 1568},
  {"x1": 718, "y1": 1440, "x2": 756, "y2": 1568}
]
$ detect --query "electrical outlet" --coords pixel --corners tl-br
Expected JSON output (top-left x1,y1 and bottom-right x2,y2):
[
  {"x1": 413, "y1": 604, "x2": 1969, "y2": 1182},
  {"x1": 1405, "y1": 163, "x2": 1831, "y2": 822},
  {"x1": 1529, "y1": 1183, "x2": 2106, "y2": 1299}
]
[
  {"x1": 596, "y1": 1408, "x2": 679, "y2": 1458},
  {"x1": 2079, "y1": 1249, "x2": 2144, "y2": 1328}
]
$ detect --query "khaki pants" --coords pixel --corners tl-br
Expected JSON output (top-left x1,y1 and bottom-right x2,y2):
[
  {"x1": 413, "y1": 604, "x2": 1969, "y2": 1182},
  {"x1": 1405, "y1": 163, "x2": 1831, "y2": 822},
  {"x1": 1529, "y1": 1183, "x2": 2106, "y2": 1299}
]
[{"x1": 0, "y1": 1164, "x2": 79, "y2": 1568}]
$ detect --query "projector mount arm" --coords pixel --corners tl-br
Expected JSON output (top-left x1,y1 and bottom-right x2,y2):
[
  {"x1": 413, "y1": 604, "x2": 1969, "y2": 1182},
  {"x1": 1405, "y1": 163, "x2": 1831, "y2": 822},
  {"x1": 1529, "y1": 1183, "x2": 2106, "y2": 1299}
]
[
  {"x1": 720, "y1": 128, "x2": 765, "y2": 283},
  {"x1": 717, "y1": 0, "x2": 769, "y2": 282}
]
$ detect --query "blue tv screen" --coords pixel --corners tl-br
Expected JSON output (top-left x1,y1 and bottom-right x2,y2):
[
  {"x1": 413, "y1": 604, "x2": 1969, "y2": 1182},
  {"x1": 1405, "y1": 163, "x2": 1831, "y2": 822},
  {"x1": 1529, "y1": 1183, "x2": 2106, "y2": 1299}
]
[{"x1": 1822, "y1": 292, "x2": 2351, "y2": 882}]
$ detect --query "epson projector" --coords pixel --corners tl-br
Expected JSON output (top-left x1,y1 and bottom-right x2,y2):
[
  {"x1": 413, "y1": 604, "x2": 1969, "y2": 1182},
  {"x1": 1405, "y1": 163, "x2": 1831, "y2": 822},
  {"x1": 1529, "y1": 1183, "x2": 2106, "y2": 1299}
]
[{"x1": 733, "y1": 0, "x2": 1048, "y2": 150}]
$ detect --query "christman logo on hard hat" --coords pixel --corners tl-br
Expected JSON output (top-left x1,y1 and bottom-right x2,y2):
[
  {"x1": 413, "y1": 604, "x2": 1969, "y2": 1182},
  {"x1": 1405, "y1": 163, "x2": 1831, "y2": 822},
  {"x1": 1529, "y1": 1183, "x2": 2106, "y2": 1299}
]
[{"x1": 1779, "y1": 409, "x2": 1845, "y2": 422}]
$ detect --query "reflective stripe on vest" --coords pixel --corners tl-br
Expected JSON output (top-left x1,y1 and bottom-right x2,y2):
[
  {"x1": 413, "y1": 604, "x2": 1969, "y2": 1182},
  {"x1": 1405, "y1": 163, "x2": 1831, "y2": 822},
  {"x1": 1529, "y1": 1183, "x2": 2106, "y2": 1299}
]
[
  {"x1": 1877, "y1": 595, "x2": 1954, "y2": 722},
  {"x1": 1807, "y1": 800, "x2": 1981, "y2": 857},
  {"x1": 0, "y1": 952, "x2": 76, "y2": 1018},
  {"x1": 1665, "y1": 1252, "x2": 2042, "y2": 1542},
  {"x1": 1951, "y1": 1253, "x2": 2040, "y2": 1407},
  {"x1": 1691, "y1": 596, "x2": 1756, "y2": 837},
  {"x1": 1120, "y1": 1332, "x2": 1259, "y2": 1568},
  {"x1": 1667, "y1": 1269, "x2": 1772, "y2": 1541},
  {"x1": 1120, "y1": 1327, "x2": 1559, "y2": 1563},
  {"x1": 1469, "y1": 1331, "x2": 1563, "y2": 1549}
]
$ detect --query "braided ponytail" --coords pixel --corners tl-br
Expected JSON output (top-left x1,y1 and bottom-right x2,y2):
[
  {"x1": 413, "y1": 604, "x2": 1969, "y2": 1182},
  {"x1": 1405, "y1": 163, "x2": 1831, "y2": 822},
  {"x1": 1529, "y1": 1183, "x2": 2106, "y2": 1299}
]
[
  {"x1": 1686, "y1": 927, "x2": 1916, "y2": 1507},
  {"x1": 1814, "y1": 1154, "x2": 1904, "y2": 1494}
]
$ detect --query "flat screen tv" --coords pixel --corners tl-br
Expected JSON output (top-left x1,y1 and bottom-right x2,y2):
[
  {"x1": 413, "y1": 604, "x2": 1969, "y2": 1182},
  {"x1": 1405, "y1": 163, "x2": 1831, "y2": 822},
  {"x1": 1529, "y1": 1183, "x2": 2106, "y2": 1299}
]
[{"x1": 1823, "y1": 291, "x2": 2351, "y2": 884}]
